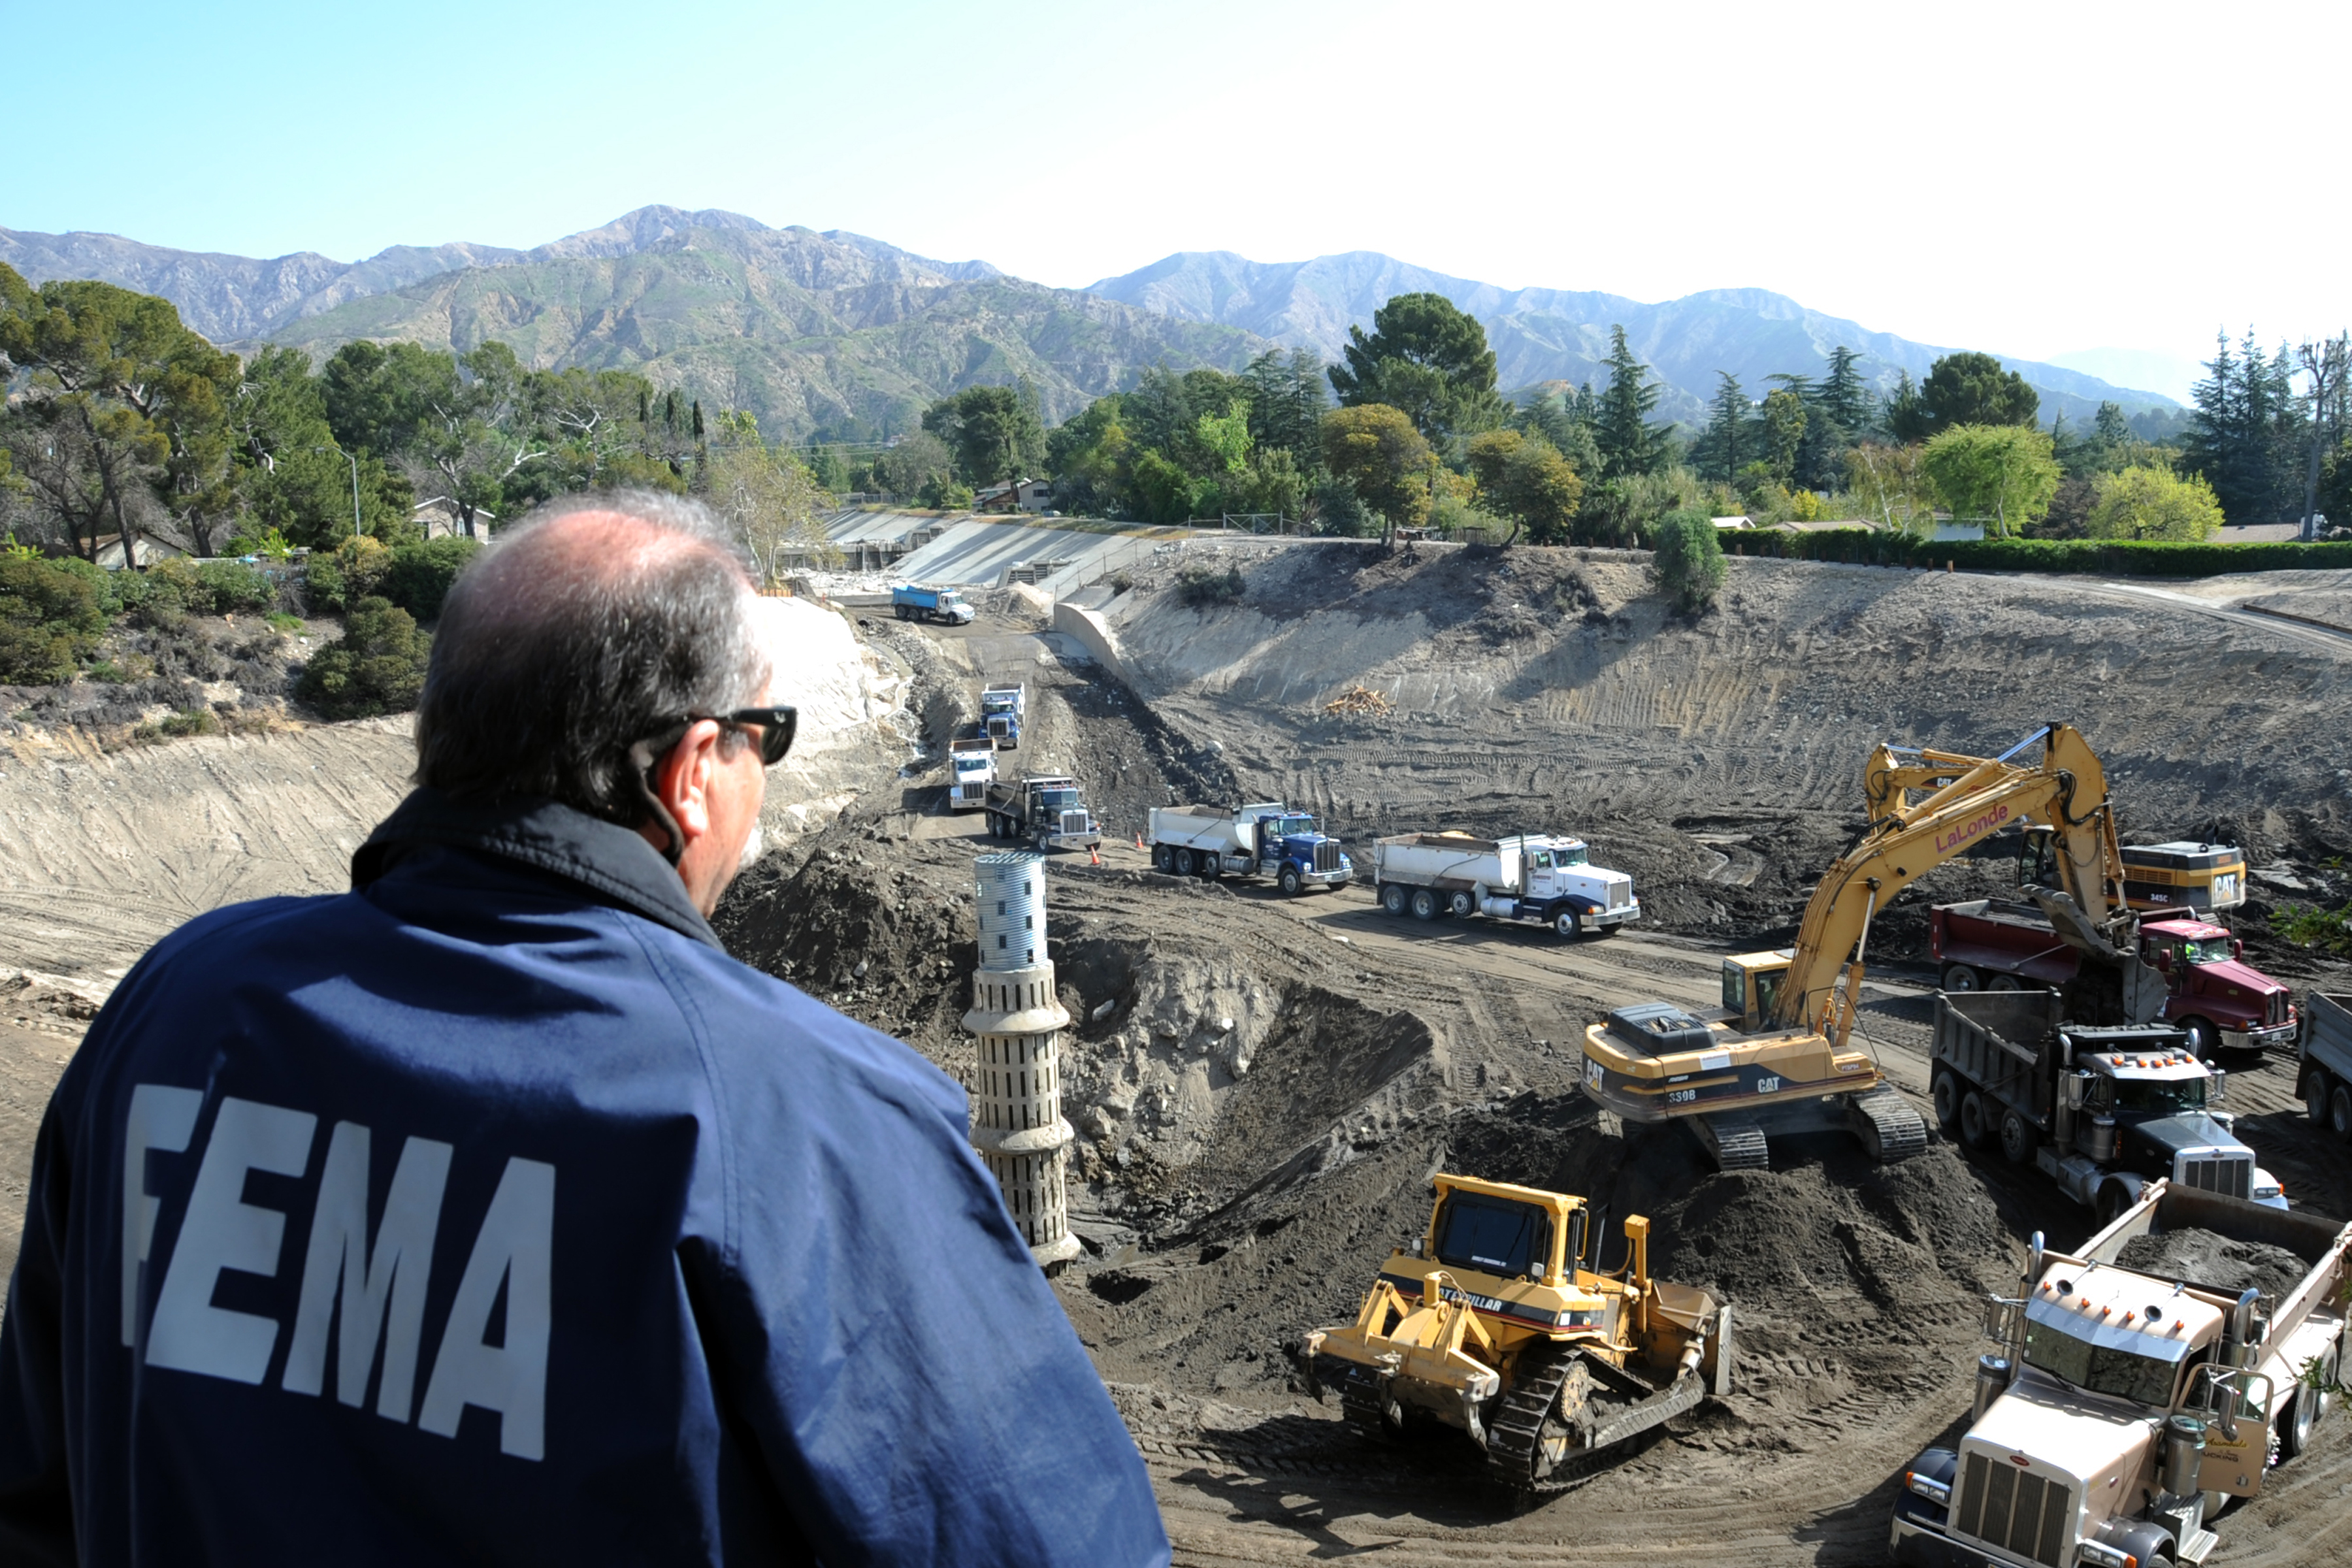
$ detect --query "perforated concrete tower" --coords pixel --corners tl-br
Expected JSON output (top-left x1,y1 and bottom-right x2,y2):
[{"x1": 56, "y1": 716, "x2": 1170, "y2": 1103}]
[{"x1": 966, "y1": 851, "x2": 1082, "y2": 1273}]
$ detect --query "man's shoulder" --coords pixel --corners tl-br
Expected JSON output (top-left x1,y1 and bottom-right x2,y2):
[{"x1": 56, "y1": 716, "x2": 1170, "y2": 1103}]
[{"x1": 630, "y1": 922, "x2": 969, "y2": 1124}]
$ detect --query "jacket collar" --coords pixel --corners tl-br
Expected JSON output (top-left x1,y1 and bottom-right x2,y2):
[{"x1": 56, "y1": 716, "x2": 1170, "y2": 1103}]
[{"x1": 353, "y1": 788, "x2": 724, "y2": 950}]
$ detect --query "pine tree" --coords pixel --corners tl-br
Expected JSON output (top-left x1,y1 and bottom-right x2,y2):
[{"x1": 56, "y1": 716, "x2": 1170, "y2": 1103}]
[
  {"x1": 1814, "y1": 346, "x2": 1873, "y2": 436},
  {"x1": 1595, "y1": 326, "x2": 1668, "y2": 478},
  {"x1": 1694, "y1": 372, "x2": 1751, "y2": 483},
  {"x1": 2185, "y1": 332, "x2": 2310, "y2": 523}
]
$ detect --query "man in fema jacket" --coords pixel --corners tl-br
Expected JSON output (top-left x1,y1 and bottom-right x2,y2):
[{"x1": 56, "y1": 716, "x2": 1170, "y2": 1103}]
[{"x1": 0, "y1": 491, "x2": 1171, "y2": 1566}]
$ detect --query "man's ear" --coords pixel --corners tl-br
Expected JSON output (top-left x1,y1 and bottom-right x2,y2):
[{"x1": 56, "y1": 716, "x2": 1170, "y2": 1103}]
[{"x1": 653, "y1": 720, "x2": 724, "y2": 844}]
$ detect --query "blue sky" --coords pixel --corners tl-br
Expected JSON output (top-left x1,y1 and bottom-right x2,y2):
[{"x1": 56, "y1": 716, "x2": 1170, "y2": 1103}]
[{"x1": 15, "y1": 0, "x2": 2344, "y2": 382}]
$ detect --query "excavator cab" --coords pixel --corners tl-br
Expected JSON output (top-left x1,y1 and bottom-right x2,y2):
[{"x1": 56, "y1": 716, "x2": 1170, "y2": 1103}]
[
  {"x1": 2017, "y1": 823, "x2": 2058, "y2": 889},
  {"x1": 1719, "y1": 950, "x2": 1794, "y2": 1032}
]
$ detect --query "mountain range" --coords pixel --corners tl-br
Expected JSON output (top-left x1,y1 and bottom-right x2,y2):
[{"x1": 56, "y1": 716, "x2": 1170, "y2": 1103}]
[
  {"x1": 1085, "y1": 251, "x2": 2179, "y2": 427},
  {"x1": 2, "y1": 207, "x2": 2181, "y2": 440}
]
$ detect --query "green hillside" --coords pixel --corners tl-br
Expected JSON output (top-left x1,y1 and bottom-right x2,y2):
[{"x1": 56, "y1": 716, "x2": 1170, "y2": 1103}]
[{"x1": 262, "y1": 223, "x2": 1268, "y2": 439}]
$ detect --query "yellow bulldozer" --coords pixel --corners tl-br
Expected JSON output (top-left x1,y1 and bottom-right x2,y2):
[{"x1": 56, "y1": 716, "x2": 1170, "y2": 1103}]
[
  {"x1": 1582, "y1": 723, "x2": 2155, "y2": 1170},
  {"x1": 1303, "y1": 1173, "x2": 1732, "y2": 1491}
]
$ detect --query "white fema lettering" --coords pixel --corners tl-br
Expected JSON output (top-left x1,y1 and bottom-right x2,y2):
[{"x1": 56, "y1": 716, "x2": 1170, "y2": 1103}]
[{"x1": 126, "y1": 1085, "x2": 555, "y2": 1462}]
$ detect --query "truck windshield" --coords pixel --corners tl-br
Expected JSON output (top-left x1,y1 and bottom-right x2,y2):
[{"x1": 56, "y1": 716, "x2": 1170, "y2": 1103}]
[
  {"x1": 1432, "y1": 1194, "x2": 1552, "y2": 1282},
  {"x1": 2022, "y1": 1317, "x2": 2178, "y2": 1407},
  {"x1": 2178, "y1": 938, "x2": 2232, "y2": 964},
  {"x1": 1270, "y1": 816, "x2": 1315, "y2": 838},
  {"x1": 1555, "y1": 845, "x2": 1588, "y2": 866},
  {"x1": 2111, "y1": 1077, "x2": 2206, "y2": 1114},
  {"x1": 1039, "y1": 790, "x2": 1079, "y2": 808},
  {"x1": 955, "y1": 757, "x2": 989, "y2": 774}
]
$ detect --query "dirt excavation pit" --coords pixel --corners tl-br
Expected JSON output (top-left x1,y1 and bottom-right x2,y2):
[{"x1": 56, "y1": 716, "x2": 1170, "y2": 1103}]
[{"x1": 5, "y1": 540, "x2": 2351, "y2": 1564}]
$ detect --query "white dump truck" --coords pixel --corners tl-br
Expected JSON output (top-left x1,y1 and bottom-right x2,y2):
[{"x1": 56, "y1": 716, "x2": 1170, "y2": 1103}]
[
  {"x1": 947, "y1": 728, "x2": 995, "y2": 813},
  {"x1": 1891, "y1": 1181, "x2": 2349, "y2": 1568},
  {"x1": 1146, "y1": 802, "x2": 1352, "y2": 894},
  {"x1": 1370, "y1": 830, "x2": 1638, "y2": 936}
]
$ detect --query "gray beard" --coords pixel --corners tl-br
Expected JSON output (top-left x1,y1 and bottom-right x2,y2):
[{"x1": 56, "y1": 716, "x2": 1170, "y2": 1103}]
[{"x1": 736, "y1": 821, "x2": 765, "y2": 874}]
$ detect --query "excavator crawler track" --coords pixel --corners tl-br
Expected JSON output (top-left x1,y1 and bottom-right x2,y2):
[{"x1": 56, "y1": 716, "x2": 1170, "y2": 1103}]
[
  {"x1": 1695, "y1": 1113, "x2": 1771, "y2": 1172},
  {"x1": 1850, "y1": 1088, "x2": 1928, "y2": 1163}
]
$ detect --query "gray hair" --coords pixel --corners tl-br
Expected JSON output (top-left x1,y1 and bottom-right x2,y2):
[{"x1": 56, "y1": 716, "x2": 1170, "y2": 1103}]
[{"x1": 414, "y1": 490, "x2": 770, "y2": 823}]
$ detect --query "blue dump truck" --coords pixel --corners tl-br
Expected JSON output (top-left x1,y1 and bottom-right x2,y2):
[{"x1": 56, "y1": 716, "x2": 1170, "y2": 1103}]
[
  {"x1": 891, "y1": 583, "x2": 975, "y2": 625},
  {"x1": 1147, "y1": 802, "x2": 1352, "y2": 895},
  {"x1": 980, "y1": 685, "x2": 1024, "y2": 749}
]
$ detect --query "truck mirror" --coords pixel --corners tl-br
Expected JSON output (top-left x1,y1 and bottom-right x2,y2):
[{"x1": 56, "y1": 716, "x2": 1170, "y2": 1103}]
[
  {"x1": 2155, "y1": 949, "x2": 2172, "y2": 972},
  {"x1": 2231, "y1": 938, "x2": 2244, "y2": 960},
  {"x1": 2210, "y1": 1070, "x2": 2226, "y2": 1105}
]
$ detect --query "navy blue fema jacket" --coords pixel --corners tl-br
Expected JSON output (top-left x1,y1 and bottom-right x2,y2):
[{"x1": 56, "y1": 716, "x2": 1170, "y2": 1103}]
[{"x1": 0, "y1": 789, "x2": 1169, "y2": 1566}]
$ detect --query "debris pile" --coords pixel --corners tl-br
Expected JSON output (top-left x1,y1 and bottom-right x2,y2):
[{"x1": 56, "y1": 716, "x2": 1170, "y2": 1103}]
[{"x1": 1321, "y1": 685, "x2": 1393, "y2": 717}]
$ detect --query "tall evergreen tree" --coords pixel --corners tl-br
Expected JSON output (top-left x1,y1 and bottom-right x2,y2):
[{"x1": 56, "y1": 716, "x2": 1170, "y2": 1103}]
[
  {"x1": 2183, "y1": 331, "x2": 2308, "y2": 523},
  {"x1": 1693, "y1": 372, "x2": 1752, "y2": 483},
  {"x1": 1595, "y1": 326, "x2": 1668, "y2": 478},
  {"x1": 1814, "y1": 346, "x2": 1873, "y2": 436}
]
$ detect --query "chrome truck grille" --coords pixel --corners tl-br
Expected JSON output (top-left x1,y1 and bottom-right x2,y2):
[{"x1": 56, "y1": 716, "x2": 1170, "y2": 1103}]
[
  {"x1": 1313, "y1": 840, "x2": 1342, "y2": 873},
  {"x1": 1606, "y1": 877, "x2": 1632, "y2": 909},
  {"x1": 1059, "y1": 811, "x2": 1092, "y2": 836},
  {"x1": 1954, "y1": 1452, "x2": 2073, "y2": 1567},
  {"x1": 2268, "y1": 990, "x2": 2289, "y2": 1026},
  {"x1": 2178, "y1": 1151, "x2": 2253, "y2": 1199}
]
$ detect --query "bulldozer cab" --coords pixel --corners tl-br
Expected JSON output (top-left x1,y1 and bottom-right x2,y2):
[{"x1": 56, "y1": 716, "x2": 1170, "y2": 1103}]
[
  {"x1": 1720, "y1": 950, "x2": 1794, "y2": 1031},
  {"x1": 1425, "y1": 1175, "x2": 1592, "y2": 1288}
]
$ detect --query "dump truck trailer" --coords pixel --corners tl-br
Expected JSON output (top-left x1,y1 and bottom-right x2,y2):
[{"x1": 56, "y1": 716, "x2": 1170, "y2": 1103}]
[
  {"x1": 1929, "y1": 990, "x2": 2285, "y2": 1216},
  {"x1": 1370, "y1": 832, "x2": 1638, "y2": 936},
  {"x1": 1934, "y1": 899, "x2": 2295, "y2": 1057},
  {"x1": 1891, "y1": 1181, "x2": 2349, "y2": 1568},
  {"x1": 2296, "y1": 990, "x2": 2352, "y2": 1142}
]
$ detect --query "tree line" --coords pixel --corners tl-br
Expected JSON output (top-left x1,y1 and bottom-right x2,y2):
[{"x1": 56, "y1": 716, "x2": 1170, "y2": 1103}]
[{"x1": 0, "y1": 263, "x2": 832, "y2": 573}]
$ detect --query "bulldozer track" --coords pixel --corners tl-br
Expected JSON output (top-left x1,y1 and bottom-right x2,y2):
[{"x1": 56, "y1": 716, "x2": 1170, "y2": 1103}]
[{"x1": 1482, "y1": 1344, "x2": 1609, "y2": 1494}]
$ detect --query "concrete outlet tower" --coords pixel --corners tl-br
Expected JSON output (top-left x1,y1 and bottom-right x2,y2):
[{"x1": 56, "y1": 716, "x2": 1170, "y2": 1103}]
[{"x1": 966, "y1": 851, "x2": 1082, "y2": 1273}]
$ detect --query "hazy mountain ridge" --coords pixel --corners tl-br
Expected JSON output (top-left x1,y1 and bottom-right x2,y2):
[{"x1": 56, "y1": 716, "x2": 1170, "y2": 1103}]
[
  {"x1": 0, "y1": 206, "x2": 1002, "y2": 344},
  {"x1": 1086, "y1": 250, "x2": 2183, "y2": 425},
  {"x1": 257, "y1": 222, "x2": 1266, "y2": 436}
]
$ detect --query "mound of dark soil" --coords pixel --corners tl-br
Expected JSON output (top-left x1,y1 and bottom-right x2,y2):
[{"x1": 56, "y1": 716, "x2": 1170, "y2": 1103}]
[{"x1": 2115, "y1": 1227, "x2": 2310, "y2": 1307}]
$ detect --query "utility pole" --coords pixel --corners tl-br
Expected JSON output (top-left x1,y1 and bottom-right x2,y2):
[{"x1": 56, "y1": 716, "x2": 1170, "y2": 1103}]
[{"x1": 314, "y1": 446, "x2": 361, "y2": 538}]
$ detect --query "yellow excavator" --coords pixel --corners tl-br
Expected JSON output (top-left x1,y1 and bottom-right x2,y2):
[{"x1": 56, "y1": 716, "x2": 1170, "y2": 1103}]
[
  {"x1": 1303, "y1": 1173, "x2": 1731, "y2": 1491},
  {"x1": 1582, "y1": 723, "x2": 2159, "y2": 1169}
]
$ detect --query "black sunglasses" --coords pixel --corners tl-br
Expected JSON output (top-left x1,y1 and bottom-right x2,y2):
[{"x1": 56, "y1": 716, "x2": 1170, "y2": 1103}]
[{"x1": 708, "y1": 704, "x2": 798, "y2": 766}]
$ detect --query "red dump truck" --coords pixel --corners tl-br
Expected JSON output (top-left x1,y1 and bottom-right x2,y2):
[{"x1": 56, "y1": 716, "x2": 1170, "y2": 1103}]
[{"x1": 1932, "y1": 899, "x2": 2295, "y2": 1058}]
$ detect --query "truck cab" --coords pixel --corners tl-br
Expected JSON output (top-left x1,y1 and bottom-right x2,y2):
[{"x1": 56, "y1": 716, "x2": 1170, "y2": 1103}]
[
  {"x1": 2064, "y1": 1039, "x2": 2285, "y2": 1209},
  {"x1": 2139, "y1": 917, "x2": 2296, "y2": 1055},
  {"x1": 988, "y1": 773, "x2": 1098, "y2": 851},
  {"x1": 980, "y1": 685, "x2": 1024, "y2": 749},
  {"x1": 948, "y1": 741, "x2": 995, "y2": 812},
  {"x1": 1248, "y1": 809, "x2": 1352, "y2": 893}
]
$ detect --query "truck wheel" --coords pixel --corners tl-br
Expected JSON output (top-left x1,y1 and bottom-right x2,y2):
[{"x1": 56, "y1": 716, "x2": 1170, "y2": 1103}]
[
  {"x1": 1380, "y1": 883, "x2": 1407, "y2": 916},
  {"x1": 1987, "y1": 973, "x2": 2021, "y2": 992},
  {"x1": 1998, "y1": 1107, "x2": 2036, "y2": 1164},
  {"x1": 2178, "y1": 1017, "x2": 2217, "y2": 1061},
  {"x1": 2332, "y1": 1085, "x2": 2352, "y2": 1144},
  {"x1": 2308, "y1": 1068, "x2": 2335, "y2": 1128},
  {"x1": 1279, "y1": 868, "x2": 1303, "y2": 896},
  {"x1": 1958, "y1": 1090, "x2": 1995, "y2": 1151},
  {"x1": 1942, "y1": 964, "x2": 1981, "y2": 992},
  {"x1": 1198, "y1": 855, "x2": 1219, "y2": 880},
  {"x1": 1554, "y1": 912, "x2": 1580, "y2": 939},
  {"x1": 1174, "y1": 849, "x2": 1195, "y2": 875},
  {"x1": 1410, "y1": 888, "x2": 1440, "y2": 922},
  {"x1": 1152, "y1": 843, "x2": 1174, "y2": 872},
  {"x1": 2281, "y1": 1385, "x2": 2316, "y2": 1461},
  {"x1": 1930, "y1": 1069, "x2": 1962, "y2": 1130},
  {"x1": 1446, "y1": 890, "x2": 1473, "y2": 918}
]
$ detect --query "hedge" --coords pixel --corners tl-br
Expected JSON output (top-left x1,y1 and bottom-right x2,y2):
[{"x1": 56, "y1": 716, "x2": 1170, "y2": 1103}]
[{"x1": 1721, "y1": 528, "x2": 2352, "y2": 578}]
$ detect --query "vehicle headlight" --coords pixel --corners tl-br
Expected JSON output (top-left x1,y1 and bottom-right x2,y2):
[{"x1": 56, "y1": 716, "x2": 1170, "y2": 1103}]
[
  {"x1": 1903, "y1": 1469, "x2": 1951, "y2": 1506},
  {"x1": 2078, "y1": 1539, "x2": 2136, "y2": 1568}
]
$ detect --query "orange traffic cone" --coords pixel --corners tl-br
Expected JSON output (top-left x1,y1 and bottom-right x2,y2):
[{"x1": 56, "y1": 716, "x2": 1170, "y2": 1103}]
[
  {"x1": 1134, "y1": 832, "x2": 1145, "y2": 851},
  {"x1": 1090, "y1": 845, "x2": 1102, "y2": 866}
]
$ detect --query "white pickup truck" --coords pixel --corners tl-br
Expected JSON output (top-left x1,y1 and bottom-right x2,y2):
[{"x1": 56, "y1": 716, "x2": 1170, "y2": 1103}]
[{"x1": 1369, "y1": 830, "x2": 1639, "y2": 936}]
